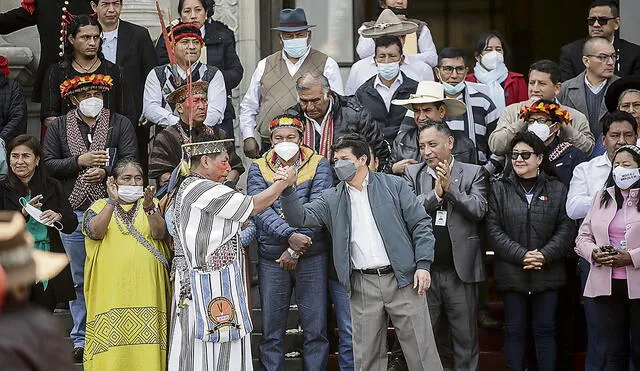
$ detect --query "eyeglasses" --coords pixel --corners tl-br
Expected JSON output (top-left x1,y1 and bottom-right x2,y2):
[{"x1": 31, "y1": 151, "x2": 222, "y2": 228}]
[
  {"x1": 587, "y1": 17, "x2": 616, "y2": 26},
  {"x1": 438, "y1": 66, "x2": 467, "y2": 74},
  {"x1": 586, "y1": 53, "x2": 619, "y2": 62},
  {"x1": 509, "y1": 151, "x2": 535, "y2": 160},
  {"x1": 525, "y1": 119, "x2": 553, "y2": 125}
]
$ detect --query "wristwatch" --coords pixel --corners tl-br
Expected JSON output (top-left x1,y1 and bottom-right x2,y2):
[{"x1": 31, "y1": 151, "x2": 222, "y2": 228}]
[
  {"x1": 145, "y1": 206, "x2": 158, "y2": 216},
  {"x1": 287, "y1": 247, "x2": 300, "y2": 259}
]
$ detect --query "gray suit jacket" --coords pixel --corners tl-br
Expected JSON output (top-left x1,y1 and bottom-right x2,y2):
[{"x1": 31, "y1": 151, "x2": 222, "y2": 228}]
[
  {"x1": 403, "y1": 161, "x2": 488, "y2": 283},
  {"x1": 280, "y1": 171, "x2": 435, "y2": 296},
  {"x1": 557, "y1": 70, "x2": 619, "y2": 136}
]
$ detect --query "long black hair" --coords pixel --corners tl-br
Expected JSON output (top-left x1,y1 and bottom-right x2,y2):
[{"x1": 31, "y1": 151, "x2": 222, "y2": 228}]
[
  {"x1": 600, "y1": 145, "x2": 640, "y2": 211},
  {"x1": 508, "y1": 131, "x2": 557, "y2": 177},
  {"x1": 64, "y1": 14, "x2": 103, "y2": 61},
  {"x1": 474, "y1": 30, "x2": 510, "y2": 66},
  {"x1": 5, "y1": 134, "x2": 46, "y2": 197}
]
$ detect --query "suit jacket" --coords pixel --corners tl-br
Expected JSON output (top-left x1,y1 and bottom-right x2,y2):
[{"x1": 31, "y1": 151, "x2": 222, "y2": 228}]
[
  {"x1": 559, "y1": 37, "x2": 640, "y2": 82},
  {"x1": 0, "y1": 0, "x2": 92, "y2": 102},
  {"x1": 115, "y1": 20, "x2": 157, "y2": 123},
  {"x1": 557, "y1": 70, "x2": 619, "y2": 137},
  {"x1": 280, "y1": 171, "x2": 435, "y2": 296},
  {"x1": 576, "y1": 187, "x2": 640, "y2": 299},
  {"x1": 403, "y1": 161, "x2": 488, "y2": 283}
]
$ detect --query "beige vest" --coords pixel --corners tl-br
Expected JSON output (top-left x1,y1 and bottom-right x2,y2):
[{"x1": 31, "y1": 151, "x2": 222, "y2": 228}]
[{"x1": 256, "y1": 49, "x2": 328, "y2": 141}]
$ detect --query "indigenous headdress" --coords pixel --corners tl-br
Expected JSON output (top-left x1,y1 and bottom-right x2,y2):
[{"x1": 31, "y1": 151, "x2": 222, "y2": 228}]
[
  {"x1": 268, "y1": 116, "x2": 305, "y2": 134},
  {"x1": 170, "y1": 22, "x2": 204, "y2": 45},
  {"x1": 360, "y1": 9, "x2": 418, "y2": 38},
  {"x1": 179, "y1": 139, "x2": 234, "y2": 175},
  {"x1": 519, "y1": 100, "x2": 571, "y2": 124},
  {"x1": 0, "y1": 212, "x2": 69, "y2": 291},
  {"x1": 166, "y1": 81, "x2": 208, "y2": 105},
  {"x1": 59, "y1": 74, "x2": 113, "y2": 98}
]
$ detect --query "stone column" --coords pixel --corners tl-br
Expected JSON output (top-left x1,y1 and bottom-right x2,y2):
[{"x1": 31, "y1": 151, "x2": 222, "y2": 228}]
[
  {"x1": 120, "y1": 0, "x2": 164, "y2": 41},
  {"x1": 620, "y1": 0, "x2": 640, "y2": 45}
]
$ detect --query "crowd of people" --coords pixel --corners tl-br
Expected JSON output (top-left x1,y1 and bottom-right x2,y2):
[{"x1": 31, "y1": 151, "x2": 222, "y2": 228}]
[{"x1": 0, "y1": 0, "x2": 639, "y2": 370}]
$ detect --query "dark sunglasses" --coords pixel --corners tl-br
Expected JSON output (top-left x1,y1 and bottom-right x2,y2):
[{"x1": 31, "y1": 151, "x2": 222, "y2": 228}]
[
  {"x1": 509, "y1": 151, "x2": 535, "y2": 160},
  {"x1": 587, "y1": 17, "x2": 616, "y2": 26}
]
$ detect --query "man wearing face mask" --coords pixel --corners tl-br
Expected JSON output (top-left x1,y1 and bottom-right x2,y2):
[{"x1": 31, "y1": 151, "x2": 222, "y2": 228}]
[
  {"x1": 566, "y1": 110, "x2": 637, "y2": 370},
  {"x1": 246, "y1": 114, "x2": 332, "y2": 370},
  {"x1": 345, "y1": 9, "x2": 434, "y2": 96},
  {"x1": 239, "y1": 8, "x2": 343, "y2": 159},
  {"x1": 277, "y1": 133, "x2": 442, "y2": 370},
  {"x1": 148, "y1": 80, "x2": 243, "y2": 189},
  {"x1": 435, "y1": 47, "x2": 502, "y2": 170},
  {"x1": 42, "y1": 74, "x2": 137, "y2": 362},
  {"x1": 489, "y1": 60, "x2": 595, "y2": 157},
  {"x1": 520, "y1": 100, "x2": 587, "y2": 186},
  {"x1": 143, "y1": 22, "x2": 227, "y2": 129},
  {"x1": 355, "y1": 35, "x2": 418, "y2": 144}
]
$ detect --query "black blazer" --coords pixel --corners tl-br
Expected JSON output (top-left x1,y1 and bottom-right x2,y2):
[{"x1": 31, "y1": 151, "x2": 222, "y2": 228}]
[
  {"x1": 0, "y1": 172, "x2": 77, "y2": 306},
  {"x1": 559, "y1": 37, "x2": 640, "y2": 82},
  {"x1": 155, "y1": 19, "x2": 243, "y2": 122},
  {"x1": 0, "y1": 0, "x2": 92, "y2": 102},
  {"x1": 115, "y1": 20, "x2": 157, "y2": 123}
]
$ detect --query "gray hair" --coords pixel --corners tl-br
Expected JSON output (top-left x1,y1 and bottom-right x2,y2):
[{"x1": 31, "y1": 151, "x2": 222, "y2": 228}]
[
  {"x1": 295, "y1": 72, "x2": 330, "y2": 101},
  {"x1": 619, "y1": 89, "x2": 640, "y2": 106},
  {"x1": 112, "y1": 159, "x2": 143, "y2": 179}
]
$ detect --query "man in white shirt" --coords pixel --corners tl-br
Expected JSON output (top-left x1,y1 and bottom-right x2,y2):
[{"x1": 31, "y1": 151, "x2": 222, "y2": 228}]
[
  {"x1": 239, "y1": 8, "x2": 343, "y2": 158},
  {"x1": 142, "y1": 22, "x2": 226, "y2": 129},
  {"x1": 566, "y1": 110, "x2": 637, "y2": 371},
  {"x1": 345, "y1": 9, "x2": 433, "y2": 95}
]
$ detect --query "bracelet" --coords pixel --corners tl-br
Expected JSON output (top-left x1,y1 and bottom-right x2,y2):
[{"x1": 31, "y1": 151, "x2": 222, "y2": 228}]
[
  {"x1": 145, "y1": 206, "x2": 158, "y2": 216},
  {"x1": 287, "y1": 247, "x2": 300, "y2": 259}
]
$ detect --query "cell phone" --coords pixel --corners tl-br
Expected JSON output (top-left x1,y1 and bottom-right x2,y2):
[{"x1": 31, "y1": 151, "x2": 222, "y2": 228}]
[
  {"x1": 107, "y1": 147, "x2": 117, "y2": 168},
  {"x1": 600, "y1": 245, "x2": 619, "y2": 255}
]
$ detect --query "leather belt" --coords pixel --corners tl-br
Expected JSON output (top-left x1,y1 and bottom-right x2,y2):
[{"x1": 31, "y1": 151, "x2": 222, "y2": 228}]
[{"x1": 355, "y1": 265, "x2": 393, "y2": 276}]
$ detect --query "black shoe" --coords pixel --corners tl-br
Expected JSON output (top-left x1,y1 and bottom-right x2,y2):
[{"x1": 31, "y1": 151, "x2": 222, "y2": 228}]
[
  {"x1": 387, "y1": 353, "x2": 409, "y2": 371},
  {"x1": 478, "y1": 308, "x2": 502, "y2": 330},
  {"x1": 72, "y1": 347, "x2": 84, "y2": 364}
]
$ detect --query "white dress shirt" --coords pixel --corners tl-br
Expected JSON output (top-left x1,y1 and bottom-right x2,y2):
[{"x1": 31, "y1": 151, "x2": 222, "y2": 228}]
[
  {"x1": 142, "y1": 63, "x2": 227, "y2": 127},
  {"x1": 101, "y1": 28, "x2": 118, "y2": 64},
  {"x1": 566, "y1": 154, "x2": 611, "y2": 220},
  {"x1": 356, "y1": 23, "x2": 438, "y2": 68},
  {"x1": 344, "y1": 54, "x2": 433, "y2": 96},
  {"x1": 238, "y1": 48, "x2": 344, "y2": 140},
  {"x1": 374, "y1": 73, "x2": 403, "y2": 111},
  {"x1": 347, "y1": 175, "x2": 391, "y2": 269}
]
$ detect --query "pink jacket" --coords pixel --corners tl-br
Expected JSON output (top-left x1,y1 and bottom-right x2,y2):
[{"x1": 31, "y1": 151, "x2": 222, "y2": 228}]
[{"x1": 575, "y1": 187, "x2": 640, "y2": 299}]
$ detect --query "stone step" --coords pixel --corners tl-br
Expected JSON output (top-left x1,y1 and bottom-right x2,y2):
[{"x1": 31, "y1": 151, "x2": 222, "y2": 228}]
[
  {"x1": 250, "y1": 330, "x2": 304, "y2": 357},
  {"x1": 251, "y1": 306, "x2": 299, "y2": 333}
]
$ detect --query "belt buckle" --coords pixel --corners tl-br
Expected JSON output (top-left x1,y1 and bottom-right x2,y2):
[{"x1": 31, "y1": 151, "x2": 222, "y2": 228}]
[{"x1": 376, "y1": 267, "x2": 384, "y2": 276}]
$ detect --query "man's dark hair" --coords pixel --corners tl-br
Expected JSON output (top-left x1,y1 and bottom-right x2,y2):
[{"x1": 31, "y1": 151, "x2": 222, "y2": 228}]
[
  {"x1": 374, "y1": 35, "x2": 403, "y2": 57},
  {"x1": 332, "y1": 133, "x2": 370, "y2": 165},
  {"x1": 474, "y1": 30, "x2": 510, "y2": 65},
  {"x1": 602, "y1": 110, "x2": 638, "y2": 136},
  {"x1": 589, "y1": 0, "x2": 619, "y2": 17},
  {"x1": 528, "y1": 60, "x2": 562, "y2": 85},
  {"x1": 64, "y1": 15, "x2": 103, "y2": 60},
  {"x1": 418, "y1": 119, "x2": 454, "y2": 138},
  {"x1": 438, "y1": 47, "x2": 466, "y2": 66}
]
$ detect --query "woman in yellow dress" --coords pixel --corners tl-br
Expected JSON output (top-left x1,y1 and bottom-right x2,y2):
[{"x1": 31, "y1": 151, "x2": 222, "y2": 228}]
[{"x1": 82, "y1": 159, "x2": 171, "y2": 370}]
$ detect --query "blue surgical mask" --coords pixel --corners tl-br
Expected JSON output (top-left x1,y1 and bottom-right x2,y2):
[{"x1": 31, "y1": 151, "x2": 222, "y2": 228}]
[
  {"x1": 282, "y1": 37, "x2": 309, "y2": 59},
  {"x1": 441, "y1": 80, "x2": 465, "y2": 95},
  {"x1": 377, "y1": 61, "x2": 400, "y2": 81}
]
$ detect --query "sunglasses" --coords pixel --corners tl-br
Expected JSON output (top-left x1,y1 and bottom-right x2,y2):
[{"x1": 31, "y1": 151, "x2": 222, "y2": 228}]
[
  {"x1": 587, "y1": 17, "x2": 616, "y2": 26},
  {"x1": 509, "y1": 151, "x2": 536, "y2": 160}
]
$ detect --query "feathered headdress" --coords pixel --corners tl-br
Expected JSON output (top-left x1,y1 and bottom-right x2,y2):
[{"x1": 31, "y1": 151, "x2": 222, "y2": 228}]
[
  {"x1": 59, "y1": 74, "x2": 113, "y2": 98},
  {"x1": 519, "y1": 101, "x2": 571, "y2": 124}
]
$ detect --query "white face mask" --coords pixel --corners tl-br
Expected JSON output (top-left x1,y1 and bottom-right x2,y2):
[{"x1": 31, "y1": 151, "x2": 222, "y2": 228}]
[
  {"x1": 528, "y1": 122, "x2": 554, "y2": 142},
  {"x1": 282, "y1": 37, "x2": 309, "y2": 59},
  {"x1": 117, "y1": 185, "x2": 144, "y2": 203},
  {"x1": 78, "y1": 97, "x2": 103, "y2": 118},
  {"x1": 273, "y1": 142, "x2": 300, "y2": 161},
  {"x1": 481, "y1": 50, "x2": 504, "y2": 71},
  {"x1": 613, "y1": 166, "x2": 640, "y2": 190},
  {"x1": 19, "y1": 197, "x2": 63, "y2": 230}
]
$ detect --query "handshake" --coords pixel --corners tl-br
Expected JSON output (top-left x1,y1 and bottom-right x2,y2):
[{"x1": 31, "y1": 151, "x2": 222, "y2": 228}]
[{"x1": 273, "y1": 166, "x2": 297, "y2": 187}]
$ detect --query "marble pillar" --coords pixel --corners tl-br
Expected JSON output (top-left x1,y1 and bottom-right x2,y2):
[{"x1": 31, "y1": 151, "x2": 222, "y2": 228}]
[{"x1": 120, "y1": 0, "x2": 164, "y2": 41}]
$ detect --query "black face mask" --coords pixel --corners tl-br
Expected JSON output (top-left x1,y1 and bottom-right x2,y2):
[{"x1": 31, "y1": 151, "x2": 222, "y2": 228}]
[{"x1": 387, "y1": 6, "x2": 408, "y2": 17}]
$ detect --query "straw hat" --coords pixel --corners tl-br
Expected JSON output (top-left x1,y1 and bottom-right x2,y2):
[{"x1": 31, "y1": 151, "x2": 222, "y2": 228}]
[
  {"x1": 360, "y1": 9, "x2": 418, "y2": 38},
  {"x1": 392, "y1": 81, "x2": 467, "y2": 117}
]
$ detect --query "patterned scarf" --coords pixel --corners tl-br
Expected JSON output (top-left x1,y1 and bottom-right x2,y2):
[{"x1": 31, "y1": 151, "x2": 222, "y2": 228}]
[
  {"x1": 303, "y1": 112, "x2": 334, "y2": 158},
  {"x1": 67, "y1": 109, "x2": 110, "y2": 210},
  {"x1": 548, "y1": 142, "x2": 574, "y2": 162}
]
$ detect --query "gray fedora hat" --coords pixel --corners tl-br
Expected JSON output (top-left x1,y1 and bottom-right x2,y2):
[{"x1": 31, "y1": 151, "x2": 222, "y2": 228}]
[{"x1": 271, "y1": 8, "x2": 316, "y2": 32}]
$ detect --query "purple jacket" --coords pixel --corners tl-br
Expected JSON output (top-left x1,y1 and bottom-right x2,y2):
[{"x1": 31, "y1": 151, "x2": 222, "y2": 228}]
[{"x1": 575, "y1": 186, "x2": 640, "y2": 299}]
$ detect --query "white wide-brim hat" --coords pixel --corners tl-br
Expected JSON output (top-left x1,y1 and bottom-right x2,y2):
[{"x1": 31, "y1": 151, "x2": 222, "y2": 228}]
[{"x1": 392, "y1": 81, "x2": 467, "y2": 117}]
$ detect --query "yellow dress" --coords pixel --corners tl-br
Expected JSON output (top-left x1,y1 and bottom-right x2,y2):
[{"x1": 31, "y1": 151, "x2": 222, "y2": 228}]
[{"x1": 83, "y1": 198, "x2": 171, "y2": 371}]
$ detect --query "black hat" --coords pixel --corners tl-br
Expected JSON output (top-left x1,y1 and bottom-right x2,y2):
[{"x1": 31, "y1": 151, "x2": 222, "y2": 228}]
[
  {"x1": 605, "y1": 76, "x2": 640, "y2": 112},
  {"x1": 271, "y1": 8, "x2": 315, "y2": 32}
]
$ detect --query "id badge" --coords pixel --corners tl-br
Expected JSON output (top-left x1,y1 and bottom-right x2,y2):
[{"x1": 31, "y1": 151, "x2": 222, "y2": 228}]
[{"x1": 435, "y1": 210, "x2": 447, "y2": 226}]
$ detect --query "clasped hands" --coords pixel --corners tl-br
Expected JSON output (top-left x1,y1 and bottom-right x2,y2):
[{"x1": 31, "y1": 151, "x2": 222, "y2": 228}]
[
  {"x1": 522, "y1": 250, "x2": 546, "y2": 270},
  {"x1": 273, "y1": 166, "x2": 297, "y2": 186}
]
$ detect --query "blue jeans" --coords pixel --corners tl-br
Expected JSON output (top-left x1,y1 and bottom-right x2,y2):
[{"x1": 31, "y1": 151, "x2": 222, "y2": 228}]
[
  {"x1": 328, "y1": 278, "x2": 354, "y2": 371},
  {"x1": 503, "y1": 290, "x2": 558, "y2": 371},
  {"x1": 578, "y1": 257, "x2": 606, "y2": 371},
  {"x1": 59, "y1": 210, "x2": 87, "y2": 348},
  {"x1": 258, "y1": 253, "x2": 329, "y2": 371}
]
